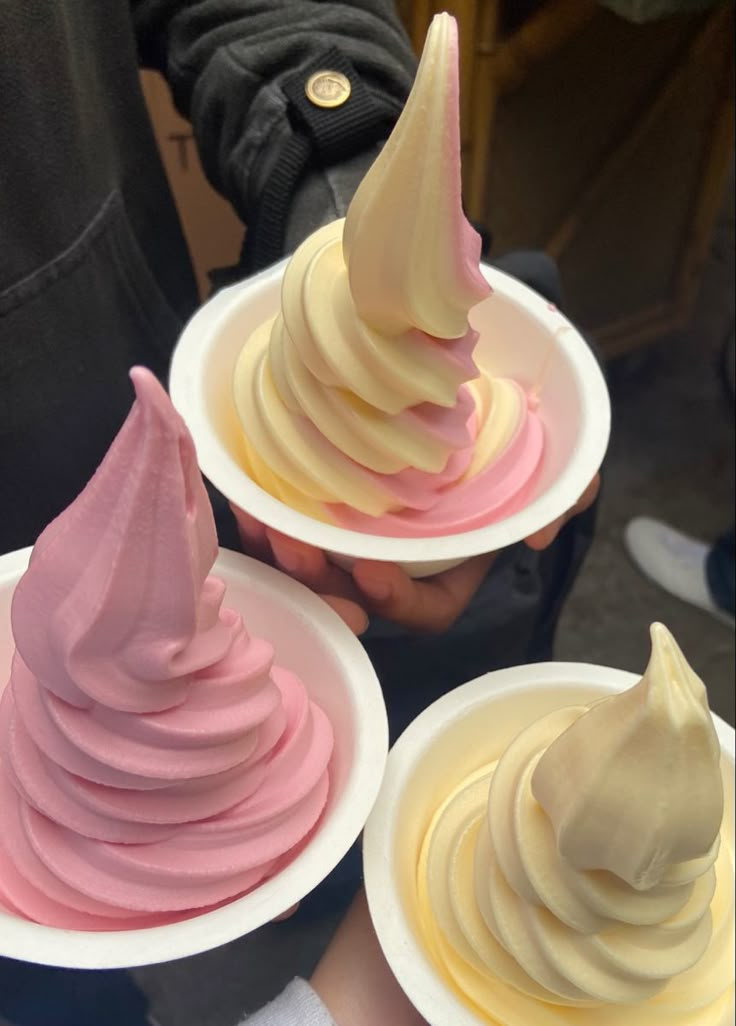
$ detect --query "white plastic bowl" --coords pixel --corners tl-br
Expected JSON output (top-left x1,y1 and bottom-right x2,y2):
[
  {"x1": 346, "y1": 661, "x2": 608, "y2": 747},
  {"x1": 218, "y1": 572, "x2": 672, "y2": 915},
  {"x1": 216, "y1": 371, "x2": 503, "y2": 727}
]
[
  {"x1": 362, "y1": 663, "x2": 735, "y2": 1026},
  {"x1": 0, "y1": 546, "x2": 387, "y2": 968},
  {"x1": 169, "y1": 260, "x2": 610, "y2": 578}
]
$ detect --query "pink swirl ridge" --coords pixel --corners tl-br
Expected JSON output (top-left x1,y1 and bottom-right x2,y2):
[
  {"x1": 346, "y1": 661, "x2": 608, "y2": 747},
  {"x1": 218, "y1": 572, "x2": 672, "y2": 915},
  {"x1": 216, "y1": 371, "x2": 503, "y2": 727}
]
[
  {"x1": 0, "y1": 368, "x2": 333, "y2": 930},
  {"x1": 232, "y1": 14, "x2": 544, "y2": 532}
]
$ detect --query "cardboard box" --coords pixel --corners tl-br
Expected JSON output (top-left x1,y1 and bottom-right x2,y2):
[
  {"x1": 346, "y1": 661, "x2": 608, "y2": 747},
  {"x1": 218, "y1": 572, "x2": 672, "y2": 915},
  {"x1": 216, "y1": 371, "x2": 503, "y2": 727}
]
[{"x1": 140, "y1": 71, "x2": 244, "y2": 301}]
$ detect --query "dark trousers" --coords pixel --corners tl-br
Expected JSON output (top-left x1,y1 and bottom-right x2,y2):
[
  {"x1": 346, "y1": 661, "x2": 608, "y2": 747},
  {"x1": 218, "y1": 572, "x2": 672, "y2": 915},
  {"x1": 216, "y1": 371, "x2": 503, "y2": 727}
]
[
  {"x1": 707, "y1": 526, "x2": 735, "y2": 615},
  {"x1": 0, "y1": 961, "x2": 149, "y2": 1026}
]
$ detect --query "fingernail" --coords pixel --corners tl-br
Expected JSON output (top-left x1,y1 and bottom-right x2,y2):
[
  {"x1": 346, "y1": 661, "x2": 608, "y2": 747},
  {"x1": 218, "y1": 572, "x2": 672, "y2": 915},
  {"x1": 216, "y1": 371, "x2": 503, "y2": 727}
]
[
  {"x1": 276, "y1": 548, "x2": 306, "y2": 576},
  {"x1": 358, "y1": 576, "x2": 393, "y2": 602}
]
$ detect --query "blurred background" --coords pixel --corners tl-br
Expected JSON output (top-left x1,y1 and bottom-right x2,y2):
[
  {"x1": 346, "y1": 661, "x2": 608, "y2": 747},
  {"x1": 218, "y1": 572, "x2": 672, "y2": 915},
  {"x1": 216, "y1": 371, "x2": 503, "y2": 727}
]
[{"x1": 128, "y1": 3, "x2": 733, "y2": 1022}]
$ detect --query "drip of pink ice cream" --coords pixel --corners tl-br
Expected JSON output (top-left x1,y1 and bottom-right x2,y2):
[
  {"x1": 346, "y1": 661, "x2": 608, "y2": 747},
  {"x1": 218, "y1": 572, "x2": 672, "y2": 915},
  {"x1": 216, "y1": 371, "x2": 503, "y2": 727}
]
[
  {"x1": 232, "y1": 14, "x2": 544, "y2": 535},
  {"x1": 0, "y1": 368, "x2": 333, "y2": 930}
]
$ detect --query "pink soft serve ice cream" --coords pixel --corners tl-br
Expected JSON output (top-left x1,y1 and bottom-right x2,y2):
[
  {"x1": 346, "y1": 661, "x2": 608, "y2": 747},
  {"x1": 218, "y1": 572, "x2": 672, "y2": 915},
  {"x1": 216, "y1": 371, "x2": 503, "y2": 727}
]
[{"x1": 0, "y1": 368, "x2": 333, "y2": 930}]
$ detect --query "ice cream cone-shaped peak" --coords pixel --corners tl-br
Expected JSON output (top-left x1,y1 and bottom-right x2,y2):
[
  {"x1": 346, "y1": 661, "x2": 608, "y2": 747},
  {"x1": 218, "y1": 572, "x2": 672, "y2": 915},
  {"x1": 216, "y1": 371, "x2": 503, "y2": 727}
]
[
  {"x1": 532, "y1": 623, "x2": 724, "y2": 889},
  {"x1": 10, "y1": 367, "x2": 227, "y2": 715},
  {"x1": 0, "y1": 367, "x2": 334, "y2": 929},
  {"x1": 232, "y1": 13, "x2": 544, "y2": 534},
  {"x1": 418, "y1": 624, "x2": 731, "y2": 1013},
  {"x1": 343, "y1": 12, "x2": 489, "y2": 339}
]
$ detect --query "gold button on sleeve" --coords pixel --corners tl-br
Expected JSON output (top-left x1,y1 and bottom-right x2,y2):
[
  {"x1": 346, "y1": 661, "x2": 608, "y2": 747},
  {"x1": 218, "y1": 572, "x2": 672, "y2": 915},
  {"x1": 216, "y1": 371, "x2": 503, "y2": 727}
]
[{"x1": 305, "y1": 71, "x2": 352, "y2": 109}]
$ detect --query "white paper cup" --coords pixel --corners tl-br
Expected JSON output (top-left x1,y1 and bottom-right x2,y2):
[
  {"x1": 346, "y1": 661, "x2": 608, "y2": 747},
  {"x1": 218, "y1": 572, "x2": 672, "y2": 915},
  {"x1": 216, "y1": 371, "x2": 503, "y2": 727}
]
[
  {"x1": 0, "y1": 546, "x2": 387, "y2": 969},
  {"x1": 169, "y1": 260, "x2": 610, "y2": 578},
  {"x1": 362, "y1": 664, "x2": 735, "y2": 1026}
]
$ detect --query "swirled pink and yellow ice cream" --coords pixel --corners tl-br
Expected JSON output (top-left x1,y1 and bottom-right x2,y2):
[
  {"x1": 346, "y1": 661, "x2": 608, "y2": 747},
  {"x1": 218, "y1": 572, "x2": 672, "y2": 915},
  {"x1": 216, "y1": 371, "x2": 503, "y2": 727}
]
[
  {"x1": 232, "y1": 14, "x2": 544, "y2": 537},
  {"x1": 416, "y1": 624, "x2": 734, "y2": 1024},
  {"x1": 0, "y1": 368, "x2": 333, "y2": 930}
]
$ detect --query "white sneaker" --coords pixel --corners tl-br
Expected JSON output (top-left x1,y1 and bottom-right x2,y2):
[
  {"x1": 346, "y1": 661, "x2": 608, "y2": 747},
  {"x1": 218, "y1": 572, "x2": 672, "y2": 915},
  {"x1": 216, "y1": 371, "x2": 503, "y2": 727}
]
[{"x1": 624, "y1": 517, "x2": 735, "y2": 629}]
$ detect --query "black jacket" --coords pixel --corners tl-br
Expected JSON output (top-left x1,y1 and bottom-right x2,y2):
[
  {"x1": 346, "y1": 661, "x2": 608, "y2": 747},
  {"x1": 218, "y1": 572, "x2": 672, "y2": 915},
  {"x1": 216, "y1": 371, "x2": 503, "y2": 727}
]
[{"x1": 0, "y1": 0, "x2": 414, "y2": 551}]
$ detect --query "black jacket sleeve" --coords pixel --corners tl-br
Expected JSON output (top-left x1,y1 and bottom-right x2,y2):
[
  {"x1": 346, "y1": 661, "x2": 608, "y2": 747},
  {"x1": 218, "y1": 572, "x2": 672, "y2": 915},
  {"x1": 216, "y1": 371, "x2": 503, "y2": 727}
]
[{"x1": 131, "y1": 1, "x2": 416, "y2": 263}]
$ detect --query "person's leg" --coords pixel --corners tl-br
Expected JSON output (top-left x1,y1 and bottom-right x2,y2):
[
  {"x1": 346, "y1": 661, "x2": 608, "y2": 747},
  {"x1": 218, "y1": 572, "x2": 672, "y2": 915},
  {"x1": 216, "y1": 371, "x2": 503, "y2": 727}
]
[
  {"x1": 0, "y1": 959, "x2": 152, "y2": 1026},
  {"x1": 625, "y1": 518, "x2": 735, "y2": 627},
  {"x1": 525, "y1": 496, "x2": 599, "y2": 661},
  {"x1": 706, "y1": 526, "x2": 735, "y2": 616},
  {"x1": 490, "y1": 249, "x2": 600, "y2": 659}
]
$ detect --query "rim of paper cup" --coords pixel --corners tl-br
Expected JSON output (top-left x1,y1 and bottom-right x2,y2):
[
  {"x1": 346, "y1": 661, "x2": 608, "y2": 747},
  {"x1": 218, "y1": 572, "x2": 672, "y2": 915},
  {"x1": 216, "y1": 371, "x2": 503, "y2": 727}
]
[
  {"x1": 0, "y1": 546, "x2": 387, "y2": 969},
  {"x1": 362, "y1": 663, "x2": 735, "y2": 1026},
  {"x1": 169, "y1": 260, "x2": 611, "y2": 566}
]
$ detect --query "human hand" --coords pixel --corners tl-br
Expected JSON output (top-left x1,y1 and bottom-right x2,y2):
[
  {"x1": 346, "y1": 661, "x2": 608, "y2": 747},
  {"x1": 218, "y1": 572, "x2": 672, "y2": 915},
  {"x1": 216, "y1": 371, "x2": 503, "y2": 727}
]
[
  {"x1": 310, "y1": 889, "x2": 427, "y2": 1026},
  {"x1": 522, "y1": 473, "x2": 600, "y2": 550},
  {"x1": 231, "y1": 506, "x2": 370, "y2": 637},
  {"x1": 232, "y1": 504, "x2": 481, "y2": 633},
  {"x1": 230, "y1": 474, "x2": 599, "y2": 634},
  {"x1": 348, "y1": 472, "x2": 598, "y2": 630}
]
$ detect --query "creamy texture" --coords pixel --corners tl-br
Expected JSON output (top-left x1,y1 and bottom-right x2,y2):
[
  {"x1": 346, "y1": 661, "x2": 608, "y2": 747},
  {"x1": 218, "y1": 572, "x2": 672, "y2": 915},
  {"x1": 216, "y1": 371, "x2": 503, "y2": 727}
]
[
  {"x1": 232, "y1": 14, "x2": 543, "y2": 537},
  {"x1": 0, "y1": 368, "x2": 333, "y2": 930},
  {"x1": 416, "y1": 624, "x2": 734, "y2": 1024}
]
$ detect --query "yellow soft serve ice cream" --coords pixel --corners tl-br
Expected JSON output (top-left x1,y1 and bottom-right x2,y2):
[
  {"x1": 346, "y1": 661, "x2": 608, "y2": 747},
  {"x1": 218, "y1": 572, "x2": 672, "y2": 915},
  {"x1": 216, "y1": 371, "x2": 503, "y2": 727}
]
[
  {"x1": 416, "y1": 624, "x2": 734, "y2": 1025},
  {"x1": 231, "y1": 15, "x2": 545, "y2": 538}
]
